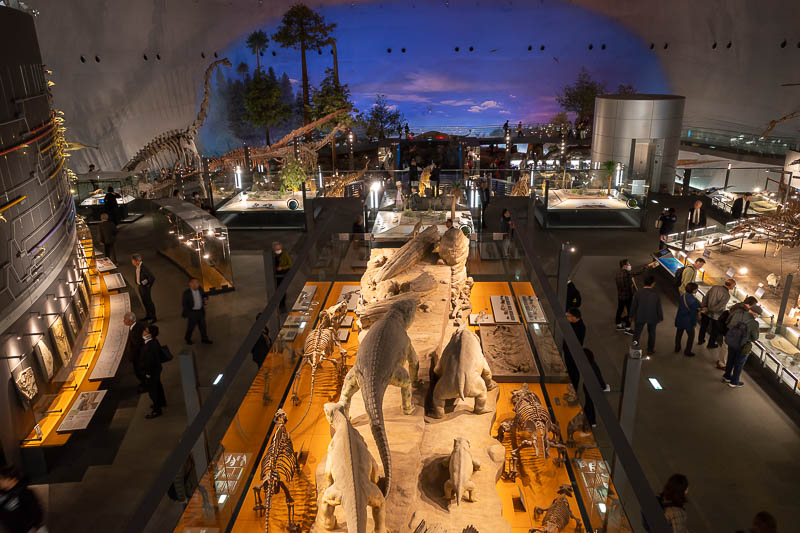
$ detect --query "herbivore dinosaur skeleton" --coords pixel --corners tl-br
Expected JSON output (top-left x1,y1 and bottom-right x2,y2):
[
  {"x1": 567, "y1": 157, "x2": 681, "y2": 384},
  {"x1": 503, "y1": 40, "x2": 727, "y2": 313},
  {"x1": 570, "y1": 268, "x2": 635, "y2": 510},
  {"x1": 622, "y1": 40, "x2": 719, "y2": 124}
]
[
  {"x1": 209, "y1": 109, "x2": 350, "y2": 171},
  {"x1": 730, "y1": 209, "x2": 800, "y2": 250},
  {"x1": 495, "y1": 384, "x2": 565, "y2": 479},
  {"x1": 252, "y1": 409, "x2": 300, "y2": 532},
  {"x1": 531, "y1": 484, "x2": 582, "y2": 533},
  {"x1": 123, "y1": 58, "x2": 231, "y2": 172},
  {"x1": 289, "y1": 301, "x2": 349, "y2": 432}
]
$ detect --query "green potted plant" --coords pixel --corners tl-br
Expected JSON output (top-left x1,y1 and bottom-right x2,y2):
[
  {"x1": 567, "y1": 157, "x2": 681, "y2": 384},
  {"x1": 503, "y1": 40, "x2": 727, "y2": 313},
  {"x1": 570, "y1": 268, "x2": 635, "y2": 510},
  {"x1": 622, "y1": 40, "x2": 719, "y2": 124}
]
[
  {"x1": 277, "y1": 157, "x2": 307, "y2": 194},
  {"x1": 603, "y1": 160, "x2": 617, "y2": 195}
]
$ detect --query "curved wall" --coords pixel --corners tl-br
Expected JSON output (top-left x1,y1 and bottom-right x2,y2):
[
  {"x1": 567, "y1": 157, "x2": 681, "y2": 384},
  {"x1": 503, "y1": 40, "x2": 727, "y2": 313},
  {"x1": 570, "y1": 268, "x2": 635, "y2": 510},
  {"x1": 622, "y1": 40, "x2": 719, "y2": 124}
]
[
  {"x1": 27, "y1": 0, "x2": 800, "y2": 172},
  {"x1": 590, "y1": 94, "x2": 685, "y2": 193}
]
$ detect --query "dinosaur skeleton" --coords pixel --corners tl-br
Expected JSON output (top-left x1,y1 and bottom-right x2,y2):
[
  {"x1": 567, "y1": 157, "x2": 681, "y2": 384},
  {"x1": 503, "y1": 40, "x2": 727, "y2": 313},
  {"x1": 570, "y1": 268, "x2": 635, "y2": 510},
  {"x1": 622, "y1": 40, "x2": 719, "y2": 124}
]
[
  {"x1": 495, "y1": 384, "x2": 564, "y2": 480},
  {"x1": 510, "y1": 179, "x2": 531, "y2": 197},
  {"x1": 761, "y1": 110, "x2": 800, "y2": 137},
  {"x1": 289, "y1": 301, "x2": 349, "y2": 432},
  {"x1": 531, "y1": 484, "x2": 582, "y2": 533},
  {"x1": 252, "y1": 409, "x2": 300, "y2": 532},
  {"x1": 210, "y1": 109, "x2": 350, "y2": 172},
  {"x1": 123, "y1": 58, "x2": 232, "y2": 173},
  {"x1": 730, "y1": 209, "x2": 800, "y2": 250},
  {"x1": 324, "y1": 163, "x2": 370, "y2": 197}
]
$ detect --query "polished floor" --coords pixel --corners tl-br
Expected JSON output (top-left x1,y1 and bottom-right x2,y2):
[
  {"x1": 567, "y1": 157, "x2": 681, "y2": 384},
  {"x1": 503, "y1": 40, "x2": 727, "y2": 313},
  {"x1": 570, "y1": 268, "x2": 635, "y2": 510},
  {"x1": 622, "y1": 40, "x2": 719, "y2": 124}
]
[{"x1": 34, "y1": 197, "x2": 800, "y2": 533}]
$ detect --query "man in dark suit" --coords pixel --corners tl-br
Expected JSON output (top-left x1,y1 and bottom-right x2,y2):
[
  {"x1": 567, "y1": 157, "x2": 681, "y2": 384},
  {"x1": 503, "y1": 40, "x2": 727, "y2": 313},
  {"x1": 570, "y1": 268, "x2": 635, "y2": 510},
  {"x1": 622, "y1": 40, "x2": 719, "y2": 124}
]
[
  {"x1": 99, "y1": 212, "x2": 117, "y2": 263},
  {"x1": 141, "y1": 325, "x2": 166, "y2": 419},
  {"x1": 123, "y1": 312, "x2": 147, "y2": 392},
  {"x1": 630, "y1": 275, "x2": 663, "y2": 357},
  {"x1": 687, "y1": 200, "x2": 707, "y2": 230},
  {"x1": 731, "y1": 192, "x2": 752, "y2": 219},
  {"x1": 182, "y1": 278, "x2": 212, "y2": 345},
  {"x1": 103, "y1": 186, "x2": 121, "y2": 224},
  {"x1": 131, "y1": 253, "x2": 157, "y2": 322}
]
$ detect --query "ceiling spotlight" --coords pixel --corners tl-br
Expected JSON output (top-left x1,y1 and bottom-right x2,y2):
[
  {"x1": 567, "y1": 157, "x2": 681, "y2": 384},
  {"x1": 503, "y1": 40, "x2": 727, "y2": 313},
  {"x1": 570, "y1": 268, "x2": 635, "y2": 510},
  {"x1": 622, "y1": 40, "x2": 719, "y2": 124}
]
[{"x1": 739, "y1": 267, "x2": 748, "y2": 275}]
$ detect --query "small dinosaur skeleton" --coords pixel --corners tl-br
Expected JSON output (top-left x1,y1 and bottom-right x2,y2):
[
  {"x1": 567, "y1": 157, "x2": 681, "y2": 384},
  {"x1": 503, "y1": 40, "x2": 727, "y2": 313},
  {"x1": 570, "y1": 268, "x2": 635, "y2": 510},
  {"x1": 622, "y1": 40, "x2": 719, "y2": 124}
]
[
  {"x1": 530, "y1": 484, "x2": 582, "y2": 533},
  {"x1": 123, "y1": 58, "x2": 231, "y2": 173},
  {"x1": 495, "y1": 384, "x2": 564, "y2": 479},
  {"x1": 289, "y1": 301, "x2": 349, "y2": 432},
  {"x1": 252, "y1": 409, "x2": 300, "y2": 532}
]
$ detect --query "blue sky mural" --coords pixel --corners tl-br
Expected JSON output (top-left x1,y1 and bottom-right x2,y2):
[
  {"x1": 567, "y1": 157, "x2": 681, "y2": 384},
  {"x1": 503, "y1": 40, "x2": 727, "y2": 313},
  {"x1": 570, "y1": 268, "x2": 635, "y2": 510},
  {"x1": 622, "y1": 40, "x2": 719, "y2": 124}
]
[{"x1": 200, "y1": 0, "x2": 670, "y2": 154}]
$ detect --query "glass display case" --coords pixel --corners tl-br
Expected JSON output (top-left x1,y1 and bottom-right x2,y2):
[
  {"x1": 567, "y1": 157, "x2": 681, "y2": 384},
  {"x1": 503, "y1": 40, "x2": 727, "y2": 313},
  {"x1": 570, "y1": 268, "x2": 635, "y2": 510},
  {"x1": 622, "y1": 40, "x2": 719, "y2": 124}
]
[
  {"x1": 533, "y1": 168, "x2": 649, "y2": 229},
  {"x1": 73, "y1": 171, "x2": 142, "y2": 222},
  {"x1": 153, "y1": 199, "x2": 233, "y2": 292}
]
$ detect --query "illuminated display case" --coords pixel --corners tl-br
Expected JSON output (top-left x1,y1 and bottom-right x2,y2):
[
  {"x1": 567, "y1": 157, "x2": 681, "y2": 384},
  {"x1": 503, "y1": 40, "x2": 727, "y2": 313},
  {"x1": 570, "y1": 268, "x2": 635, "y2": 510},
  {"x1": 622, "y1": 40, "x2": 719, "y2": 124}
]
[
  {"x1": 73, "y1": 171, "x2": 142, "y2": 222},
  {"x1": 153, "y1": 198, "x2": 234, "y2": 292}
]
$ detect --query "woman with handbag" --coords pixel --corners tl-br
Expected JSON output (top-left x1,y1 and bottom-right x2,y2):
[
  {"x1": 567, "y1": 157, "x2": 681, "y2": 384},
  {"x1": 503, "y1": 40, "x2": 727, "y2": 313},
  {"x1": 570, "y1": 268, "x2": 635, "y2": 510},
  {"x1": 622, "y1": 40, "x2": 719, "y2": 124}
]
[
  {"x1": 674, "y1": 282, "x2": 701, "y2": 356},
  {"x1": 141, "y1": 325, "x2": 167, "y2": 419}
]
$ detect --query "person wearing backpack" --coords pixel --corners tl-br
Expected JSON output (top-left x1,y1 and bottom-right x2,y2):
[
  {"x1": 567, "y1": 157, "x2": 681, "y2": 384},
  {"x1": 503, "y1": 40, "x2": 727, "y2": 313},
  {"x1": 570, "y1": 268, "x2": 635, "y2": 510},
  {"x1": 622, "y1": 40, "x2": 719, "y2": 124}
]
[
  {"x1": 674, "y1": 282, "x2": 701, "y2": 356},
  {"x1": 615, "y1": 258, "x2": 658, "y2": 333},
  {"x1": 675, "y1": 258, "x2": 705, "y2": 295},
  {"x1": 697, "y1": 278, "x2": 735, "y2": 348},
  {"x1": 723, "y1": 304, "x2": 762, "y2": 388},
  {"x1": 714, "y1": 296, "x2": 758, "y2": 370}
]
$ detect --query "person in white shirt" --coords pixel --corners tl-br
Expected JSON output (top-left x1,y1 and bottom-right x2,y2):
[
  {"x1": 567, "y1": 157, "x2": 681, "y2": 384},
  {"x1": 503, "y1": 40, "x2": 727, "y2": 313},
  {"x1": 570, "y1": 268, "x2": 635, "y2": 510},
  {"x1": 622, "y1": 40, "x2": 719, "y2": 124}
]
[{"x1": 181, "y1": 278, "x2": 212, "y2": 345}]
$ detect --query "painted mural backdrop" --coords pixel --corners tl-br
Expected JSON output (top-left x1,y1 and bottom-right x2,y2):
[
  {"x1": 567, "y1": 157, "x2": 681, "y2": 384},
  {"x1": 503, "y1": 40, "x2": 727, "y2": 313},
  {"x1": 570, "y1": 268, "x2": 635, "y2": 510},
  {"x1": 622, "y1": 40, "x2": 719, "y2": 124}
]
[{"x1": 199, "y1": 0, "x2": 670, "y2": 156}]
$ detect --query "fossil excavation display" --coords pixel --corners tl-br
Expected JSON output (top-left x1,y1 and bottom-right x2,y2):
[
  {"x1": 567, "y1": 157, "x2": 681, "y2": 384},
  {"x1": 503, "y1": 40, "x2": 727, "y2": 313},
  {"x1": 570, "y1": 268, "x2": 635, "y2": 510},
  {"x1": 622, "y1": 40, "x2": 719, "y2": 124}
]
[
  {"x1": 320, "y1": 402, "x2": 387, "y2": 533},
  {"x1": 479, "y1": 325, "x2": 536, "y2": 376},
  {"x1": 443, "y1": 437, "x2": 480, "y2": 507},
  {"x1": 338, "y1": 299, "x2": 420, "y2": 498},
  {"x1": 253, "y1": 410, "x2": 300, "y2": 532},
  {"x1": 431, "y1": 328, "x2": 496, "y2": 418}
]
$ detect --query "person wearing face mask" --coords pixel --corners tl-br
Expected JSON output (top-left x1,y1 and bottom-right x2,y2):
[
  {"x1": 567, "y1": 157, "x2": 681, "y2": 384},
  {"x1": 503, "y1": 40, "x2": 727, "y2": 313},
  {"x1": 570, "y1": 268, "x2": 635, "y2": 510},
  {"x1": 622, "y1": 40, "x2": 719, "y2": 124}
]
[
  {"x1": 615, "y1": 258, "x2": 658, "y2": 334},
  {"x1": 141, "y1": 325, "x2": 166, "y2": 419}
]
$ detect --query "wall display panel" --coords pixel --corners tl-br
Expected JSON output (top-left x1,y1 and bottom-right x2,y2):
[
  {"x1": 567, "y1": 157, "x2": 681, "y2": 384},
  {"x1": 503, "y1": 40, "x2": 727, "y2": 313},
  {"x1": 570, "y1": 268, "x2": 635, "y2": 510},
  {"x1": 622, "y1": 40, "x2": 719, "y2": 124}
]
[
  {"x1": 63, "y1": 307, "x2": 80, "y2": 345},
  {"x1": 11, "y1": 361, "x2": 38, "y2": 404},
  {"x1": 49, "y1": 316, "x2": 72, "y2": 367},
  {"x1": 56, "y1": 390, "x2": 107, "y2": 433},
  {"x1": 73, "y1": 292, "x2": 87, "y2": 324},
  {"x1": 79, "y1": 275, "x2": 91, "y2": 310},
  {"x1": 34, "y1": 339, "x2": 55, "y2": 381}
]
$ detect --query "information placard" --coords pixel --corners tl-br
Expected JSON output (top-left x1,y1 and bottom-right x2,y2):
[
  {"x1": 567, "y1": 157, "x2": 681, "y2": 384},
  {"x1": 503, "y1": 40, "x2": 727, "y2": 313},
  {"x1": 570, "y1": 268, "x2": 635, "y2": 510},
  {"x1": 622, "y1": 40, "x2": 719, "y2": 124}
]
[
  {"x1": 57, "y1": 390, "x2": 107, "y2": 432},
  {"x1": 89, "y1": 293, "x2": 131, "y2": 380}
]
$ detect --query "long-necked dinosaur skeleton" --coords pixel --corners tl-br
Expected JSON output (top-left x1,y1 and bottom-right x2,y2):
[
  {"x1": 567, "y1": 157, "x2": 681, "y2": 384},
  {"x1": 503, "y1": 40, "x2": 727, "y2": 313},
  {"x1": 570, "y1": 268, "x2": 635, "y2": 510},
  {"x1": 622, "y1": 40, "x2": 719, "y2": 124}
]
[
  {"x1": 761, "y1": 110, "x2": 800, "y2": 137},
  {"x1": 209, "y1": 108, "x2": 350, "y2": 172},
  {"x1": 122, "y1": 58, "x2": 232, "y2": 172}
]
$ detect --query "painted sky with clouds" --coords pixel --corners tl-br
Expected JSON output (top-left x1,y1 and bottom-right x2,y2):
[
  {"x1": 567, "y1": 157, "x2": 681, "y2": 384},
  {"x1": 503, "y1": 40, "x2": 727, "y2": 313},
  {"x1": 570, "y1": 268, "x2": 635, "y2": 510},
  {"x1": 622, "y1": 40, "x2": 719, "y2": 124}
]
[{"x1": 214, "y1": 0, "x2": 670, "y2": 129}]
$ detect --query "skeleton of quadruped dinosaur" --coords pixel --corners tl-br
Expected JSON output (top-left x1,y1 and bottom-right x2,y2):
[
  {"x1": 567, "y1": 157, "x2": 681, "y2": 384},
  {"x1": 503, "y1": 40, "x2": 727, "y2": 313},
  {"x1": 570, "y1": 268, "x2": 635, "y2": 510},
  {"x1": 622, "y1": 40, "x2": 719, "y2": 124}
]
[
  {"x1": 495, "y1": 384, "x2": 565, "y2": 479},
  {"x1": 325, "y1": 163, "x2": 370, "y2": 197},
  {"x1": 289, "y1": 301, "x2": 349, "y2": 432},
  {"x1": 531, "y1": 484, "x2": 582, "y2": 533},
  {"x1": 252, "y1": 409, "x2": 300, "y2": 532},
  {"x1": 210, "y1": 108, "x2": 350, "y2": 171},
  {"x1": 510, "y1": 179, "x2": 531, "y2": 197},
  {"x1": 123, "y1": 58, "x2": 231, "y2": 173},
  {"x1": 730, "y1": 209, "x2": 800, "y2": 251}
]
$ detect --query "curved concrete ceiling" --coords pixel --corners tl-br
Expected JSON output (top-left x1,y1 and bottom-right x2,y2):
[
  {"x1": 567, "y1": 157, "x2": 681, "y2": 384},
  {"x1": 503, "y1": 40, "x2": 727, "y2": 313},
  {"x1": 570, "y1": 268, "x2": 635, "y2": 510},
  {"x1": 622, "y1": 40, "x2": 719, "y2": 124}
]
[{"x1": 30, "y1": 0, "x2": 800, "y2": 171}]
